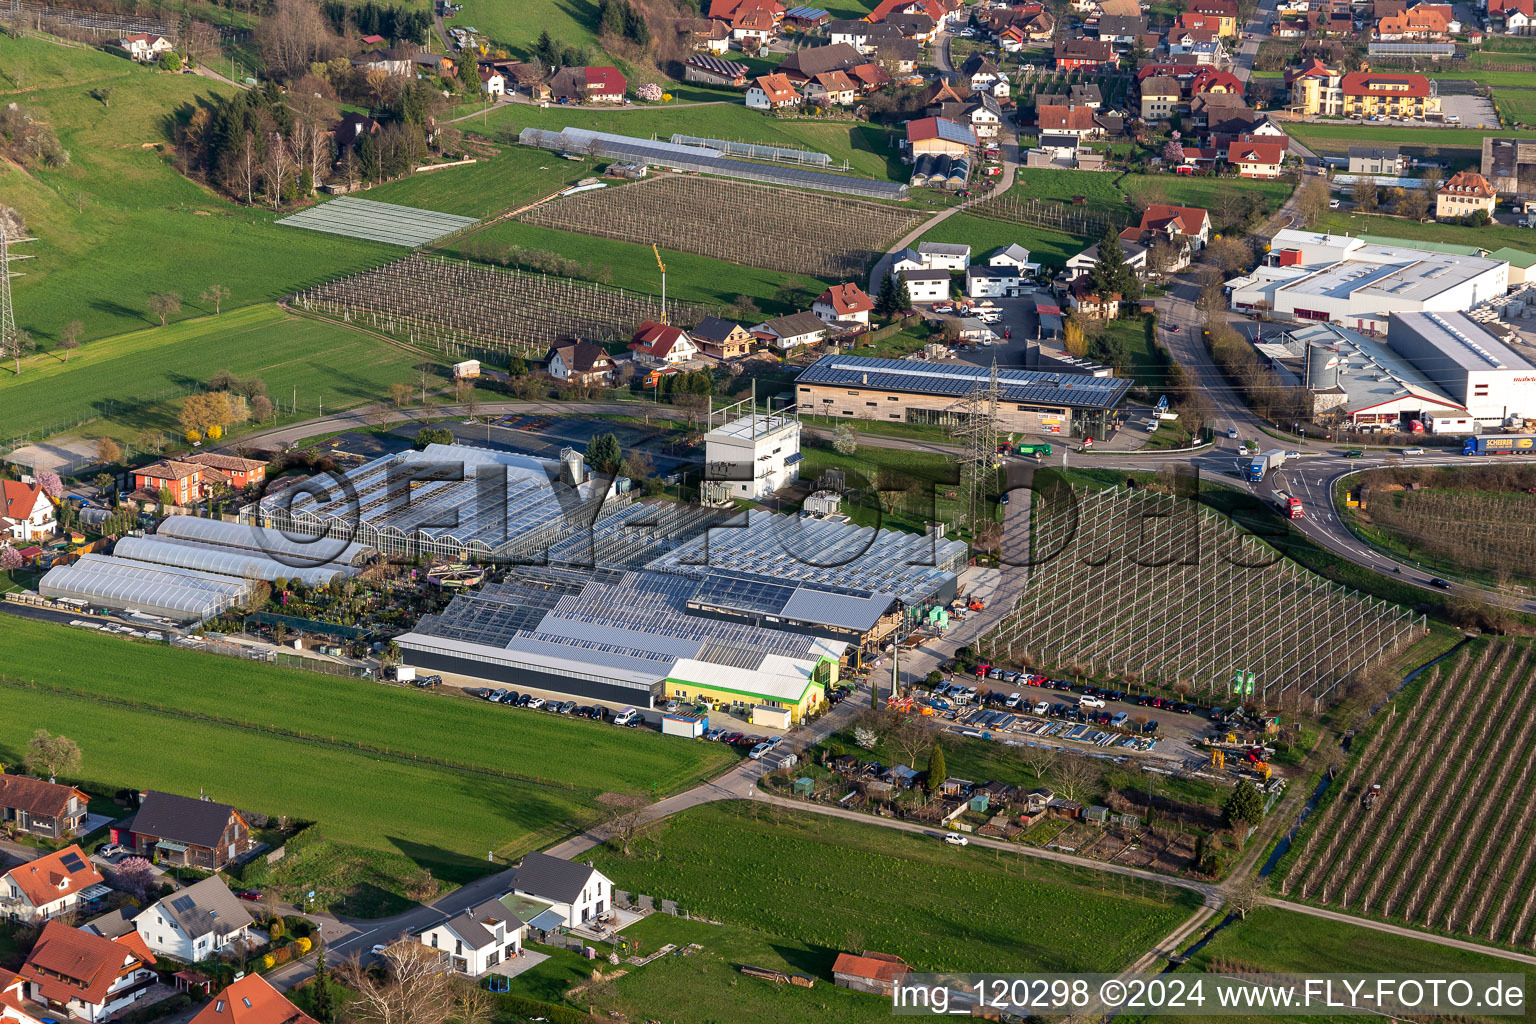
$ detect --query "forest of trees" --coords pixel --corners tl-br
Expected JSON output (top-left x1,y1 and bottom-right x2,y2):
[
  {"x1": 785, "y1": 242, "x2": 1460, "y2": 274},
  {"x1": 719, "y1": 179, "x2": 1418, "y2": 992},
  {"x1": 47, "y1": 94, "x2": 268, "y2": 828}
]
[{"x1": 320, "y1": 0, "x2": 432, "y2": 44}]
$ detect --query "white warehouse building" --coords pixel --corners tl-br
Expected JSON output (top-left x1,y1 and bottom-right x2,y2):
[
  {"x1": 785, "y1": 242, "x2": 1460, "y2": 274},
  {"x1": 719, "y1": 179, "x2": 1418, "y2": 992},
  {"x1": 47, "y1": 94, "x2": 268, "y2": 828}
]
[
  {"x1": 702, "y1": 402, "x2": 802, "y2": 501},
  {"x1": 1387, "y1": 312, "x2": 1536, "y2": 426},
  {"x1": 1228, "y1": 230, "x2": 1509, "y2": 334}
]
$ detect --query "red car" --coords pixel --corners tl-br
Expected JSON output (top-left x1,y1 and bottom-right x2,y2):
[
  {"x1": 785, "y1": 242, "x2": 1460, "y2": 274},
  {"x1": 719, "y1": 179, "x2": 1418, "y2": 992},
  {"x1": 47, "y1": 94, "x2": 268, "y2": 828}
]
[{"x1": 237, "y1": 889, "x2": 264, "y2": 902}]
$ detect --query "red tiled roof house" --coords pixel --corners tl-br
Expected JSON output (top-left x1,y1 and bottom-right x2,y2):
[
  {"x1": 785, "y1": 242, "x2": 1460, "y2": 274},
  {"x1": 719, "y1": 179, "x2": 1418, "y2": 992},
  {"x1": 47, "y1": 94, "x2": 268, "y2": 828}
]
[{"x1": 18, "y1": 922, "x2": 157, "y2": 1023}]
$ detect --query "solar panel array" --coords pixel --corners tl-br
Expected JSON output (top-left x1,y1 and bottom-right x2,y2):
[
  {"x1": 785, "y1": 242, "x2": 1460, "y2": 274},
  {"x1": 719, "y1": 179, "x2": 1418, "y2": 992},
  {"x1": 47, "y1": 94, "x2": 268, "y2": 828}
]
[
  {"x1": 275, "y1": 196, "x2": 478, "y2": 247},
  {"x1": 796, "y1": 354, "x2": 1133, "y2": 410},
  {"x1": 60, "y1": 852, "x2": 87, "y2": 873},
  {"x1": 519, "y1": 127, "x2": 908, "y2": 200}
]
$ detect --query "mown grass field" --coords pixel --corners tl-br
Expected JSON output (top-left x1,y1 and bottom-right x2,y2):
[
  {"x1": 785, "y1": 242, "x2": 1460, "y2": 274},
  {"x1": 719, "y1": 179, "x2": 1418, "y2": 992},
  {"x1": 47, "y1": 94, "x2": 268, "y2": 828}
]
[
  {"x1": 445, "y1": 219, "x2": 834, "y2": 316},
  {"x1": 0, "y1": 304, "x2": 438, "y2": 444},
  {"x1": 1313, "y1": 210, "x2": 1536, "y2": 257},
  {"x1": 356, "y1": 144, "x2": 588, "y2": 219},
  {"x1": 920, "y1": 212, "x2": 1089, "y2": 271},
  {"x1": 3, "y1": 36, "x2": 396, "y2": 345},
  {"x1": 467, "y1": 102, "x2": 907, "y2": 180},
  {"x1": 0, "y1": 617, "x2": 735, "y2": 890},
  {"x1": 588, "y1": 802, "x2": 1203, "y2": 973}
]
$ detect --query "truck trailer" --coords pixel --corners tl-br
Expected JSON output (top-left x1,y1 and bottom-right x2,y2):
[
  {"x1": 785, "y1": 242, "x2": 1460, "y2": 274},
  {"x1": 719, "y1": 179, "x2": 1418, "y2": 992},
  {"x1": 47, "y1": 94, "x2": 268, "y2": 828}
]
[
  {"x1": 1014, "y1": 442, "x2": 1052, "y2": 457},
  {"x1": 1463, "y1": 434, "x2": 1536, "y2": 455},
  {"x1": 1271, "y1": 490, "x2": 1304, "y2": 519},
  {"x1": 1246, "y1": 449, "x2": 1286, "y2": 482}
]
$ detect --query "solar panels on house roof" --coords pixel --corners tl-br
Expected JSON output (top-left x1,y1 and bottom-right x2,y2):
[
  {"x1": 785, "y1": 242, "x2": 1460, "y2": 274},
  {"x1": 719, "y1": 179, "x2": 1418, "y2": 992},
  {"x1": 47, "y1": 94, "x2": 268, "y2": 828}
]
[{"x1": 795, "y1": 355, "x2": 1132, "y2": 410}]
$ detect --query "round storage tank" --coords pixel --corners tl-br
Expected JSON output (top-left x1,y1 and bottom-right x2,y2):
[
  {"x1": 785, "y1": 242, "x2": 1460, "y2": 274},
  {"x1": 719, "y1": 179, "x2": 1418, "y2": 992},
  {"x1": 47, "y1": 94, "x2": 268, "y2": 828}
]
[{"x1": 1306, "y1": 342, "x2": 1341, "y2": 390}]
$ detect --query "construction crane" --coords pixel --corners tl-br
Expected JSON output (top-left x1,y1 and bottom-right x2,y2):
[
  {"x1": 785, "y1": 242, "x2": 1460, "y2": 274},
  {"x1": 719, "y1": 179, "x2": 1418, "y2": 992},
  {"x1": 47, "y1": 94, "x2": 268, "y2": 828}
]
[{"x1": 652, "y1": 243, "x2": 668, "y2": 325}]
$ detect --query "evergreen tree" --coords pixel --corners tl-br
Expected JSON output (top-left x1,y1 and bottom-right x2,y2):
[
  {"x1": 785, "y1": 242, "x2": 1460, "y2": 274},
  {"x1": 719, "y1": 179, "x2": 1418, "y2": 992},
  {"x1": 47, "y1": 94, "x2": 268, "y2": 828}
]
[
  {"x1": 623, "y1": 1, "x2": 651, "y2": 45},
  {"x1": 1223, "y1": 779, "x2": 1265, "y2": 829},
  {"x1": 926, "y1": 743, "x2": 945, "y2": 793},
  {"x1": 598, "y1": 0, "x2": 625, "y2": 36},
  {"x1": 533, "y1": 30, "x2": 557, "y2": 69},
  {"x1": 311, "y1": 949, "x2": 333, "y2": 1022},
  {"x1": 586, "y1": 432, "x2": 623, "y2": 473},
  {"x1": 875, "y1": 272, "x2": 900, "y2": 317},
  {"x1": 356, "y1": 131, "x2": 381, "y2": 183},
  {"x1": 898, "y1": 275, "x2": 914, "y2": 312}
]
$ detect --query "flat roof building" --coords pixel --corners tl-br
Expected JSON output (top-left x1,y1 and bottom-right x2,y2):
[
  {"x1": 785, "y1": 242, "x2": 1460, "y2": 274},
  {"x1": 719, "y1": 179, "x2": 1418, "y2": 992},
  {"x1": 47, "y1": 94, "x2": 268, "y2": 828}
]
[
  {"x1": 1387, "y1": 311, "x2": 1536, "y2": 424},
  {"x1": 793, "y1": 354, "x2": 1131, "y2": 439},
  {"x1": 702, "y1": 401, "x2": 802, "y2": 501}
]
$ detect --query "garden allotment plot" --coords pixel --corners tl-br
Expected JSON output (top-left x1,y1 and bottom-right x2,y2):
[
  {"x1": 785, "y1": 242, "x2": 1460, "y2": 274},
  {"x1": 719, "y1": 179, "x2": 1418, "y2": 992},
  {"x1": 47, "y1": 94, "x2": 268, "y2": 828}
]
[{"x1": 277, "y1": 196, "x2": 478, "y2": 247}]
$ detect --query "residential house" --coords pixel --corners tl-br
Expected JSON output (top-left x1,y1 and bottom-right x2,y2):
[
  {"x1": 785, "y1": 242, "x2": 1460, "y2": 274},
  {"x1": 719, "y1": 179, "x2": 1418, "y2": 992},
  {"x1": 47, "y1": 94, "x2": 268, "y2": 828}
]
[
  {"x1": 887, "y1": 11, "x2": 937, "y2": 41},
  {"x1": 890, "y1": 248, "x2": 925, "y2": 274},
  {"x1": 1168, "y1": 31, "x2": 1228, "y2": 64},
  {"x1": 751, "y1": 311, "x2": 830, "y2": 350},
  {"x1": 629, "y1": 322, "x2": 699, "y2": 367},
  {"x1": 550, "y1": 66, "x2": 627, "y2": 104},
  {"x1": 188, "y1": 974, "x2": 318, "y2": 1024},
  {"x1": 1054, "y1": 38, "x2": 1116, "y2": 70},
  {"x1": 1, "y1": 481, "x2": 55, "y2": 543},
  {"x1": 1191, "y1": 67, "x2": 1243, "y2": 96},
  {"x1": 411, "y1": 53, "x2": 454, "y2": 76},
  {"x1": 0, "y1": 776, "x2": 88, "y2": 841},
  {"x1": 18, "y1": 922, "x2": 157, "y2": 1024},
  {"x1": 684, "y1": 53, "x2": 750, "y2": 87},
  {"x1": 832, "y1": 951, "x2": 912, "y2": 996},
  {"x1": 965, "y1": 265, "x2": 1028, "y2": 298},
  {"x1": 0, "y1": 969, "x2": 42, "y2": 1024},
  {"x1": 134, "y1": 876, "x2": 255, "y2": 963},
  {"x1": 1037, "y1": 104, "x2": 1100, "y2": 138},
  {"x1": 333, "y1": 112, "x2": 380, "y2": 150},
  {"x1": 899, "y1": 269, "x2": 953, "y2": 303},
  {"x1": 805, "y1": 70, "x2": 858, "y2": 105},
  {"x1": 1, "y1": 846, "x2": 103, "y2": 925},
  {"x1": 731, "y1": 5, "x2": 779, "y2": 44},
  {"x1": 544, "y1": 342, "x2": 615, "y2": 385},
  {"x1": 1227, "y1": 138, "x2": 1286, "y2": 177},
  {"x1": 960, "y1": 54, "x2": 1008, "y2": 97},
  {"x1": 418, "y1": 900, "x2": 527, "y2": 977},
  {"x1": 1096, "y1": 13, "x2": 1146, "y2": 45},
  {"x1": 777, "y1": 42, "x2": 862, "y2": 81},
  {"x1": 1187, "y1": 0, "x2": 1238, "y2": 36},
  {"x1": 1437, "y1": 171, "x2": 1498, "y2": 219},
  {"x1": 708, "y1": 0, "x2": 785, "y2": 19},
  {"x1": 905, "y1": 117, "x2": 976, "y2": 159},
  {"x1": 917, "y1": 241, "x2": 971, "y2": 269},
  {"x1": 508, "y1": 852, "x2": 614, "y2": 928},
  {"x1": 1136, "y1": 204, "x2": 1212, "y2": 248},
  {"x1": 866, "y1": 0, "x2": 951, "y2": 29},
  {"x1": 848, "y1": 62, "x2": 891, "y2": 92},
  {"x1": 111, "y1": 790, "x2": 252, "y2": 871},
  {"x1": 812, "y1": 283, "x2": 876, "y2": 325},
  {"x1": 131, "y1": 453, "x2": 266, "y2": 505},
  {"x1": 988, "y1": 244, "x2": 1035, "y2": 271},
  {"x1": 1067, "y1": 277, "x2": 1122, "y2": 319},
  {"x1": 746, "y1": 73, "x2": 802, "y2": 109},
  {"x1": 476, "y1": 66, "x2": 506, "y2": 96},
  {"x1": 1491, "y1": 0, "x2": 1535, "y2": 34},
  {"x1": 118, "y1": 34, "x2": 173, "y2": 61},
  {"x1": 352, "y1": 49, "x2": 412, "y2": 76},
  {"x1": 826, "y1": 18, "x2": 903, "y2": 51},
  {"x1": 1176, "y1": 144, "x2": 1220, "y2": 172},
  {"x1": 1375, "y1": 3, "x2": 1456, "y2": 38},
  {"x1": 1348, "y1": 145, "x2": 1407, "y2": 175},
  {"x1": 998, "y1": 24, "x2": 1028, "y2": 50},
  {"x1": 676, "y1": 17, "x2": 732, "y2": 51},
  {"x1": 1065, "y1": 238, "x2": 1149, "y2": 281},
  {"x1": 690, "y1": 318, "x2": 756, "y2": 359},
  {"x1": 1141, "y1": 77, "x2": 1182, "y2": 121}
]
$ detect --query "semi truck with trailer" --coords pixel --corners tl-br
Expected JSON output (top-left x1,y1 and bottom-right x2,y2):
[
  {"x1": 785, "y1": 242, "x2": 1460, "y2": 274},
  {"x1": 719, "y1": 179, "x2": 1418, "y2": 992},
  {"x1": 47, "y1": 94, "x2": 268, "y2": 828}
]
[
  {"x1": 1246, "y1": 449, "x2": 1286, "y2": 482},
  {"x1": 1271, "y1": 490, "x2": 1304, "y2": 519},
  {"x1": 1463, "y1": 434, "x2": 1536, "y2": 455}
]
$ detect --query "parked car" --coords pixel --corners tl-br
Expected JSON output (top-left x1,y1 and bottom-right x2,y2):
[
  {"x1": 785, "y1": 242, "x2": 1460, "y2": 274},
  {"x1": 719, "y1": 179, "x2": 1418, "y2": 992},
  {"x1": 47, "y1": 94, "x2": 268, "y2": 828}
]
[
  {"x1": 1033, "y1": 700, "x2": 1050, "y2": 715},
  {"x1": 1005, "y1": 692, "x2": 1022, "y2": 708},
  {"x1": 515, "y1": 693, "x2": 533, "y2": 707},
  {"x1": 98, "y1": 843, "x2": 126, "y2": 859},
  {"x1": 749, "y1": 742, "x2": 771, "y2": 759},
  {"x1": 487, "y1": 688, "x2": 508, "y2": 702},
  {"x1": 1143, "y1": 719, "x2": 1160, "y2": 735},
  {"x1": 236, "y1": 889, "x2": 264, "y2": 902},
  {"x1": 944, "y1": 832, "x2": 969, "y2": 846},
  {"x1": 466, "y1": 687, "x2": 490, "y2": 700},
  {"x1": 1079, "y1": 695, "x2": 1106, "y2": 709},
  {"x1": 498, "y1": 690, "x2": 521, "y2": 705},
  {"x1": 525, "y1": 696, "x2": 546, "y2": 710}
]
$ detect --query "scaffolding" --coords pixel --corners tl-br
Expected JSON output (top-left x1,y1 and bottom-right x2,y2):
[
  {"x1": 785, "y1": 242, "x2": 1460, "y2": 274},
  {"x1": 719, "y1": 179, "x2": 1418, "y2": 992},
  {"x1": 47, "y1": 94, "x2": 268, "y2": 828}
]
[{"x1": 949, "y1": 360, "x2": 1001, "y2": 533}]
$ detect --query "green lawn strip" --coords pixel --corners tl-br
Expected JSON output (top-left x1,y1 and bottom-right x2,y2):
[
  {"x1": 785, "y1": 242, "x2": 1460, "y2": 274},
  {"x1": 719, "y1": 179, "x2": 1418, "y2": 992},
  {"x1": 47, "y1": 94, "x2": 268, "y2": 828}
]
[
  {"x1": 1288, "y1": 124, "x2": 1536, "y2": 168},
  {"x1": 1313, "y1": 210, "x2": 1536, "y2": 255},
  {"x1": 0, "y1": 304, "x2": 439, "y2": 444},
  {"x1": 463, "y1": 102, "x2": 906, "y2": 180},
  {"x1": 919, "y1": 212, "x2": 1090, "y2": 272},
  {"x1": 588, "y1": 802, "x2": 1202, "y2": 973},
  {"x1": 357, "y1": 144, "x2": 590, "y2": 218},
  {"x1": 445, "y1": 220, "x2": 834, "y2": 317},
  {"x1": 797, "y1": 441, "x2": 963, "y2": 534},
  {"x1": 4, "y1": 37, "x2": 397, "y2": 343}
]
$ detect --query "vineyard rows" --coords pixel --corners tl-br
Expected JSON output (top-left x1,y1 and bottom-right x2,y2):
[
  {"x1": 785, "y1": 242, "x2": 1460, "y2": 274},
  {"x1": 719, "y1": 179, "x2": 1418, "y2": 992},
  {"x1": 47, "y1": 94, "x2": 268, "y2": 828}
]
[
  {"x1": 517, "y1": 174, "x2": 926, "y2": 279},
  {"x1": 1362, "y1": 489, "x2": 1536, "y2": 584},
  {"x1": 293, "y1": 253, "x2": 711, "y2": 358},
  {"x1": 1282, "y1": 639, "x2": 1536, "y2": 946},
  {"x1": 986, "y1": 487, "x2": 1423, "y2": 707}
]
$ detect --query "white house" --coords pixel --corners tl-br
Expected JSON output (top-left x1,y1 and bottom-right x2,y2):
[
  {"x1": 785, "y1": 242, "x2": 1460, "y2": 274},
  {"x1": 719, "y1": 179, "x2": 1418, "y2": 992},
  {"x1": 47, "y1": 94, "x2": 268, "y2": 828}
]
[
  {"x1": 703, "y1": 411, "x2": 802, "y2": 499},
  {"x1": 477, "y1": 66, "x2": 506, "y2": 96},
  {"x1": 746, "y1": 73, "x2": 800, "y2": 110},
  {"x1": 891, "y1": 248, "x2": 926, "y2": 274},
  {"x1": 119, "y1": 33, "x2": 173, "y2": 61},
  {"x1": 812, "y1": 282, "x2": 875, "y2": 326},
  {"x1": 19, "y1": 922, "x2": 157, "y2": 1024},
  {"x1": 988, "y1": 244, "x2": 1036, "y2": 271},
  {"x1": 419, "y1": 899, "x2": 527, "y2": 977},
  {"x1": 133, "y1": 876, "x2": 254, "y2": 963},
  {"x1": 1, "y1": 481, "x2": 56, "y2": 543},
  {"x1": 752, "y1": 311, "x2": 829, "y2": 351},
  {"x1": 916, "y1": 242, "x2": 971, "y2": 270},
  {"x1": 545, "y1": 341, "x2": 615, "y2": 385},
  {"x1": 1, "y1": 845, "x2": 103, "y2": 925},
  {"x1": 901, "y1": 269, "x2": 952, "y2": 303},
  {"x1": 965, "y1": 265, "x2": 1028, "y2": 298},
  {"x1": 509, "y1": 852, "x2": 613, "y2": 928},
  {"x1": 629, "y1": 322, "x2": 699, "y2": 368}
]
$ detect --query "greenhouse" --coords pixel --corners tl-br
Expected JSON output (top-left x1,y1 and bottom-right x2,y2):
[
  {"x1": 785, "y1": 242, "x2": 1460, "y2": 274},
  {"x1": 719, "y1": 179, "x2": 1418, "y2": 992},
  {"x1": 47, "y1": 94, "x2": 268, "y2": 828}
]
[
  {"x1": 113, "y1": 536, "x2": 356, "y2": 588},
  {"x1": 155, "y1": 516, "x2": 374, "y2": 568},
  {"x1": 39, "y1": 554, "x2": 254, "y2": 622}
]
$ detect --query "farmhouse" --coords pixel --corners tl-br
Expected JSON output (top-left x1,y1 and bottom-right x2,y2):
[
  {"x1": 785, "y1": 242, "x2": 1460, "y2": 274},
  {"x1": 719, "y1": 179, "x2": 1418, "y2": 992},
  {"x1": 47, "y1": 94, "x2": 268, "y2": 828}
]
[
  {"x1": 134, "y1": 876, "x2": 254, "y2": 963},
  {"x1": 1, "y1": 480, "x2": 55, "y2": 542},
  {"x1": 118, "y1": 33, "x2": 173, "y2": 61},
  {"x1": 746, "y1": 73, "x2": 802, "y2": 109},
  {"x1": 677, "y1": 17, "x2": 732, "y2": 51},
  {"x1": 0, "y1": 776, "x2": 88, "y2": 841},
  {"x1": 476, "y1": 66, "x2": 506, "y2": 96},
  {"x1": 1, "y1": 845, "x2": 104, "y2": 925},
  {"x1": 794, "y1": 354, "x2": 1130, "y2": 436},
  {"x1": 112, "y1": 790, "x2": 252, "y2": 871},
  {"x1": 418, "y1": 900, "x2": 526, "y2": 977},
  {"x1": 812, "y1": 283, "x2": 875, "y2": 325},
  {"x1": 690, "y1": 317, "x2": 756, "y2": 359},
  {"x1": 188, "y1": 975, "x2": 317, "y2": 1024},
  {"x1": 833, "y1": 951, "x2": 912, "y2": 996},
  {"x1": 545, "y1": 341, "x2": 615, "y2": 385},
  {"x1": 550, "y1": 66, "x2": 628, "y2": 104},
  {"x1": 18, "y1": 922, "x2": 157, "y2": 1023},
  {"x1": 777, "y1": 42, "x2": 862, "y2": 81},
  {"x1": 752, "y1": 311, "x2": 828, "y2": 350}
]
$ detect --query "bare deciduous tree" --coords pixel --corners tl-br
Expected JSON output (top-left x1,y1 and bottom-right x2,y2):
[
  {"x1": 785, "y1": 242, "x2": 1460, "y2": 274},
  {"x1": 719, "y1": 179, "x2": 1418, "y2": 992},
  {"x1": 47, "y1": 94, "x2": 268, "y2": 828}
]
[
  {"x1": 201, "y1": 284, "x2": 230, "y2": 314},
  {"x1": 1226, "y1": 873, "x2": 1265, "y2": 918},
  {"x1": 1054, "y1": 753, "x2": 1098, "y2": 803},
  {"x1": 1020, "y1": 744, "x2": 1059, "y2": 782},
  {"x1": 257, "y1": 0, "x2": 339, "y2": 80},
  {"x1": 344, "y1": 941, "x2": 456, "y2": 1024},
  {"x1": 148, "y1": 292, "x2": 182, "y2": 327},
  {"x1": 888, "y1": 716, "x2": 932, "y2": 771},
  {"x1": 59, "y1": 319, "x2": 84, "y2": 362}
]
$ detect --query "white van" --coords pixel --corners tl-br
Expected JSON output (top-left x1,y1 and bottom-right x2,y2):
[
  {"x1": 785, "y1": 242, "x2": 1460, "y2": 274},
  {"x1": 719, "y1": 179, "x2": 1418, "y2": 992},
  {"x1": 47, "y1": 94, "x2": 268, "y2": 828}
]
[{"x1": 612, "y1": 707, "x2": 641, "y2": 726}]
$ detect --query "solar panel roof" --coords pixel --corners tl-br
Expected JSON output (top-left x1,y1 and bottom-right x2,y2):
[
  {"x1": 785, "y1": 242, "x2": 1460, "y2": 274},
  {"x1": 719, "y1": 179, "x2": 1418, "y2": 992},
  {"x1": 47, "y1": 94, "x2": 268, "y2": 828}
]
[{"x1": 795, "y1": 355, "x2": 1132, "y2": 410}]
